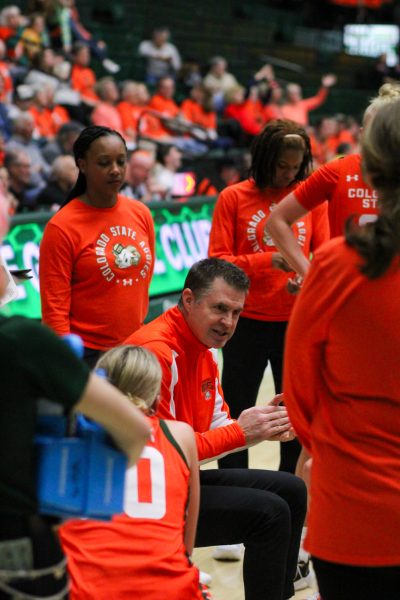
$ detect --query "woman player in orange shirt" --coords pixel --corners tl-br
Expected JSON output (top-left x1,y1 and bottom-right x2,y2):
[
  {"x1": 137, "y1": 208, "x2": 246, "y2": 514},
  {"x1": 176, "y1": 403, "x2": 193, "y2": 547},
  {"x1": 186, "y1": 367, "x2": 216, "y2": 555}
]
[
  {"x1": 265, "y1": 83, "x2": 400, "y2": 280},
  {"x1": 39, "y1": 126, "x2": 155, "y2": 367},
  {"x1": 60, "y1": 345, "x2": 210, "y2": 600},
  {"x1": 208, "y1": 119, "x2": 329, "y2": 476},
  {"x1": 283, "y1": 97, "x2": 400, "y2": 600}
]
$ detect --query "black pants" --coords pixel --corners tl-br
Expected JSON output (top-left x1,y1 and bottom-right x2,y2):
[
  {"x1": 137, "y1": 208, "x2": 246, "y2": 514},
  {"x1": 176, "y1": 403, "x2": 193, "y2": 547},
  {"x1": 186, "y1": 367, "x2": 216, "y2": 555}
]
[
  {"x1": 196, "y1": 468, "x2": 307, "y2": 600},
  {"x1": 312, "y1": 556, "x2": 400, "y2": 600},
  {"x1": 83, "y1": 346, "x2": 103, "y2": 369},
  {"x1": 218, "y1": 317, "x2": 301, "y2": 472}
]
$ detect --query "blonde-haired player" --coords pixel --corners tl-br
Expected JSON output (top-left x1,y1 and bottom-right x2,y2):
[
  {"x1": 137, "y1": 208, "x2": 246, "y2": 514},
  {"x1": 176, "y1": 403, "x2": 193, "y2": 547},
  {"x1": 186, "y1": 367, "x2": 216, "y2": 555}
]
[{"x1": 60, "y1": 345, "x2": 210, "y2": 600}]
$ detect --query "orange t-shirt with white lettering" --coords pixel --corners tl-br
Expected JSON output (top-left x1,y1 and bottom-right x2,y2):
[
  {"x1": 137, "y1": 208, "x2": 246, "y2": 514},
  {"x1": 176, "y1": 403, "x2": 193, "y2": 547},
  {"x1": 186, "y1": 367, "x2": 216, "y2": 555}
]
[
  {"x1": 294, "y1": 153, "x2": 378, "y2": 238},
  {"x1": 208, "y1": 178, "x2": 329, "y2": 321},
  {"x1": 39, "y1": 195, "x2": 155, "y2": 350}
]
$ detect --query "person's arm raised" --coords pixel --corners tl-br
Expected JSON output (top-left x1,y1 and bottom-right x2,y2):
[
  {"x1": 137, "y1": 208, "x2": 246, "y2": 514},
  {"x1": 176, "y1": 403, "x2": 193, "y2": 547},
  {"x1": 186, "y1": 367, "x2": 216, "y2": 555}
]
[
  {"x1": 265, "y1": 192, "x2": 311, "y2": 278},
  {"x1": 76, "y1": 373, "x2": 151, "y2": 466}
]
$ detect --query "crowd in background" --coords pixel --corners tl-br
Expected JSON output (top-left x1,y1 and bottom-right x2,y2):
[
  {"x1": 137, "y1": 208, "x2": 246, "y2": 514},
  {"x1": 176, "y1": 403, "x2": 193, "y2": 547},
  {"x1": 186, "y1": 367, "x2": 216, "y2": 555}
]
[{"x1": 0, "y1": 2, "x2": 365, "y2": 216}]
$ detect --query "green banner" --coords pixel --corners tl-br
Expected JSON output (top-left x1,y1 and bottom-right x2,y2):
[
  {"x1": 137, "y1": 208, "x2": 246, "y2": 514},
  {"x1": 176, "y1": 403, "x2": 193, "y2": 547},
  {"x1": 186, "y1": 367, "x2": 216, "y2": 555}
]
[{"x1": 0, "y1": 197, "x2": 216, "y2": 319}]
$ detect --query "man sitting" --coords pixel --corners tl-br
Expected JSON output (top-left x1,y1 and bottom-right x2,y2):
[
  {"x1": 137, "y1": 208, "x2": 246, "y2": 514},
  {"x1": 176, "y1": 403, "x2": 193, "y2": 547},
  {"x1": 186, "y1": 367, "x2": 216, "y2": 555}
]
[{"x1": 125, "y1": 257, "x2": 307, "y2": 600}]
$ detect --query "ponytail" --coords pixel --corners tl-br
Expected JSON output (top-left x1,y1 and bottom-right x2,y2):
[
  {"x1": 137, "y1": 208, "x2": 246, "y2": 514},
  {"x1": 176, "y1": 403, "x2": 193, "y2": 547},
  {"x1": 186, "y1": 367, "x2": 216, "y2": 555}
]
[
  {"x1": 347, "y1": 99, "x2": 400, "y2": 278},
  {"x1": 62, "y1": 171, "x2": 87, "y2": 207}
]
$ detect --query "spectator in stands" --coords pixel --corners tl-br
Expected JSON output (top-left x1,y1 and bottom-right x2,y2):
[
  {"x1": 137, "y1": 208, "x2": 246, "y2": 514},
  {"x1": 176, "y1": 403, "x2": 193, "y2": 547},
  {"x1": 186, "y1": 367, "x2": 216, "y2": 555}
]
[
  {"x1": 4, "y1": 148, "x2": 41, "y2": 211},
  {"x1": 7, "y1": 84, "x2": 35, "y2": 121},
  {"x1": 310, "y1": 116, "x2": 340, "y2": 166},
  {"x1": 35, "y1": 154, "x2": 77, "y2": 210},
  {"x1": 203, "y1": 56, "x2": 239, "y2": 112},
  {"x1": 149, "y1": 76, "x2": 180, "y2": 122},
  {"x1": 41, "y1": 120, "x2": 83, "y2": 164},
  {"x1": 138, "y1": 27, "x2": 182, "y2": 85},
  {"x1": 0, "y1": 39, "x2": 13, "y2": 103},
  {"x1": 121, "y1": 149, "x2": 161, "y2": 202},
  {"x1": 152, "y1": 143, "x2": 182, "y2": 199},
  {"x1": 91, "y1": 77, "x2": 124, "y2": 137},
  {"x1": 29, "y1": 83, "x2": 69, "y2": 141},
  {"x1": 0, "y1": 163, "x2": 18, "y2": 214},
  {"x1": 70, "y1": 42, "x2": 99, "y2": 108},
  {"x1": 149, "y1": 78, "x2": 208, "y2": 156},
  {"x1": 0, "y1": 5, "x2": 24, "y2": 62},
  {"x1": 263, "y1": 82, "x2": 284, "y2": 122},
  {"x1": 20, "y1": 12, "x2": 48, "y2": 66},
  {"x1": 181, "y1": 83, "x2": 218, "y2": 142},
  {"x1": 68, "y1": 0, "x2": 120, "y2": 74},
  {"x1": 0, "y1": 75, "x2": 12, "y2": 140},
  {"x1": 281, "y1": 74, "x2": 337, "y2": 126},
  {"x1": 24, "y1": 47, "x2": 62, "y2": 92},
  {"x1": 223, "y1": 85, "x2": 264, "y2": 139},
  {"x1": 117, "y1": 80, "x2": 142, "y2": 143},
  {"x1": 45, "y1": 0, "x2": 73, "y2": 54},
  {"x1": 6, "y1": 111, "x2": 50, "y2": 187}
]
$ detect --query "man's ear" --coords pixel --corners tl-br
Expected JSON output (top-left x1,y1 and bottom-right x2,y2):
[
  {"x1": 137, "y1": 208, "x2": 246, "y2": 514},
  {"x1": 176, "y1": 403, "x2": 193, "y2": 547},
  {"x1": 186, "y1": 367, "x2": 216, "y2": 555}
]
[{"x1": 181, "y1": 288, "x2": 194, "y2": 311}]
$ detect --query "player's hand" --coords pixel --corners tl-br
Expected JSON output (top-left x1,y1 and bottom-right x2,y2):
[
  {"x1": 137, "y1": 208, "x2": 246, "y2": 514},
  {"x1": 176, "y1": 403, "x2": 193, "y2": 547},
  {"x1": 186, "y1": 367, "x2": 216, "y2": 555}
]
[
  {"x1": 272, "y1": 253, "x2": 293, "y2": 272},
  {"x1": 287, "y1": 274, "x2": 303, "y2": 294},
  {"x1": 238, "y1": 404, "x2": 292, "y2": 445}
]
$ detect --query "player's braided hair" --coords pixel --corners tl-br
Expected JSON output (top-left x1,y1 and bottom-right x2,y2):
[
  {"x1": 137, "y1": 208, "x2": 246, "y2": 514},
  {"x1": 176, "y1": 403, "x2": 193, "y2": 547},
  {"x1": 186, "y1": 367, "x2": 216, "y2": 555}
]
[
  {"x1": 346, "y1": 99, "x2": 400, "y2": 278},
  {"x1": 96, "y1": 345, "x2": 162, "y2": 414},
  {"x1": 62, "y1": 126, "x2": 127, "y2": 207},
  {"x1": 249, "y1": 119, "x2": 312, "y2": 190}
]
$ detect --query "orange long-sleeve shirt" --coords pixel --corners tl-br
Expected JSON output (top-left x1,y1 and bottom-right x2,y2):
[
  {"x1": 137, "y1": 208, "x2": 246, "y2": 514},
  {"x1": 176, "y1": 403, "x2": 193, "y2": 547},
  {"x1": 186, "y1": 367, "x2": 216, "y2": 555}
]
[
  {"x1": 125, "y1": 306, "x2": 246, "y2": 462},
  {"x1": 29, "y1": 105, "x2": 69, "y2": 138},
  {"x1": 181, "y1": 99, "x2": 217, "y2": 130},
  {"x1": 294, "y1": 153, "x2": 378, "y2": 238},
  {"x1": 71, "y1": 64, "x2": 99, "y2": 104},
  {"x1": 281, "y1": 87, "x2": 328, "y2": 126},
  {"x1": 208, "y1": 179, "x2": 329, "y2": 321},
  {"x1": 284, "y1": 237, "x2": 400, "y2": 566},
  {"x1": 39, "y1": 195, "x2": 155, "y2": 350}
]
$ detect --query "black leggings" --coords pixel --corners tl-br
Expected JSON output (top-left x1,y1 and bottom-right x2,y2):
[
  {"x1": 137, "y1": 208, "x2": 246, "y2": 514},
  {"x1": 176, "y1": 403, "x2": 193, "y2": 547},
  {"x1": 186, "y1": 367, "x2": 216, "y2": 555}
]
[
  {"x1": 218, "y1": 317, "x2": 301, "y2": 472},
  {"x1": 312, "y1": 556, "x2": 400, "y2": 600},
  {"x1": 197, "y1": 468, "x2": 307, "y2": 600}
]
